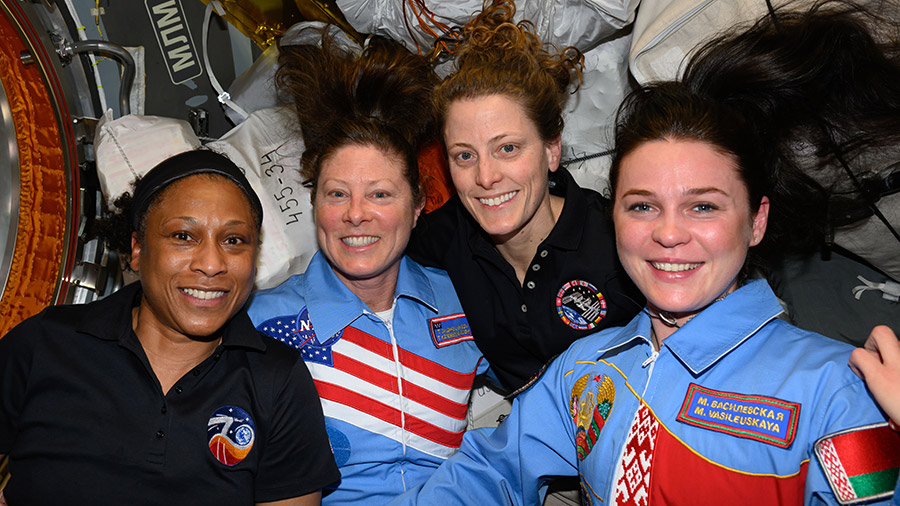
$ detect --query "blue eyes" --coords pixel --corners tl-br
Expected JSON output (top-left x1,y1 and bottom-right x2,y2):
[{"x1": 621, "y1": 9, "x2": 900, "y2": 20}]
[
  {"x1": 692, "y1": 203, "x2": 718, "y2": 213},
  {"x1": 454, "y1": 144, "x2": 516, "y2": 163},
  {"x1": 625, "y1": 202, "x2": 719, "y2": 213}
]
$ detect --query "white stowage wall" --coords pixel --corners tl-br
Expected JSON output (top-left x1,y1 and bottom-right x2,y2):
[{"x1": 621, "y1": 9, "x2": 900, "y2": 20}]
[
  {"x1": 628, "y1": 0, "x2": 803, "y2": 83},
  {"x1": 94, "y1": 108, "x2": 319, "y2": 290},
  {"x1": 207, "y1": 106, "x2": 318, "y2": 290},
  {"x1": 94, "y1": 111, "x2": 201, "y2": 201},
  {"x1": 227, "y1": 2, "x2": 642, "y2": 195}
]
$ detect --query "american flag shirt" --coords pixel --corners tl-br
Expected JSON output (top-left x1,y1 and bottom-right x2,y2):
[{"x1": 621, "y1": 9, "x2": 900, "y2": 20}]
[{"x1": 248, "y1": 252, "x2": 487, "y2": 505}]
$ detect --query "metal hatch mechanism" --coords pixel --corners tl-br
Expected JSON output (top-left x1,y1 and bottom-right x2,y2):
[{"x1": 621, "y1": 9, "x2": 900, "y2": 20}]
[
  {"x1": 0, "y1": 0, "x2": 116, "y2": 335},
  {"x1": 0, "y1": 0, "x2": 363, "y2": 335}
]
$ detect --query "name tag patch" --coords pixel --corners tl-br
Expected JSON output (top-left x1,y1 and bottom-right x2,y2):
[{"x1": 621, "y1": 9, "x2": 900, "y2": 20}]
[
  {"x1": 676, "y1": 383, "x2": 800, "y2": 448},
  {"x1": 428, "y1": 313, "x2": 473, "y2": 348}
]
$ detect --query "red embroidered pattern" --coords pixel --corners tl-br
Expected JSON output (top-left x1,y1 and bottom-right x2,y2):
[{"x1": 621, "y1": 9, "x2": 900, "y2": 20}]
[
  {"x1": 815, "y1": 438, "x2": 856, "y2": 501},
  {"x1": 613, "y1": 403, "x2": 659, "y2": 506}
]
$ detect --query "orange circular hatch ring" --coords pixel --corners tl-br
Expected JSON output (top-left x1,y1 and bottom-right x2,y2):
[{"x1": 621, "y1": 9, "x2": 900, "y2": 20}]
[{"x1": 0, "y1": 1, "x2": 79, "y2": 337}]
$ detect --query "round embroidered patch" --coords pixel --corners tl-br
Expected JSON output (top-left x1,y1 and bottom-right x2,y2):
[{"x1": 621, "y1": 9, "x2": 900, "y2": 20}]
[
  {"x1": 326, "y1": 423, "x2": 352, "y2": 467},
  {"x1": 292, "y1": 307, "x2": 344, "y2": 366},
  {"x1": 207, "y1": 406, "x2": 256, "y2": 466},
  {"x1": 555, "y1": 280, "x2": 607, "y2": 330},
  {"x1": 570, "y1": 374, "x2": 615, "y2": 460}
]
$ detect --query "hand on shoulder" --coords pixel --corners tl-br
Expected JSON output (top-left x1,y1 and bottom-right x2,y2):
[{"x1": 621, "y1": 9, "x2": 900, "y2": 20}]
[{"x1": 849, "y1": 325, "x2": 900, "y2": 426}]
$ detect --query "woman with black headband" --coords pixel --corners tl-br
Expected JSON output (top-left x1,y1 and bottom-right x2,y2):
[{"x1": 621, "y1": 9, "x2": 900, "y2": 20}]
[{"x1": 0, "y1": 150, "x2": 338, "y2": 505}]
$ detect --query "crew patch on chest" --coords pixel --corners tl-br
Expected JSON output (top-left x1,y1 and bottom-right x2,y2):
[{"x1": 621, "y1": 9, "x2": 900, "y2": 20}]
[
  {"x1": 207, "y1": 406, "x2": 255, "y2": 466},
  {"x1": 556, "y1": 280, "x2": 607, "y2": 330},
  {"x1": 570, "y1": 373, "x2": 615, "y2": 460},
  {"x1": 256, "y1": 307, "x2": 343, "y2": 366},
  {"x1": 676, "y1": 383, "x2": 800, "y2": 448},
  {"x1": 428, "y1": 313, "x2": 473, "y2": 348}
]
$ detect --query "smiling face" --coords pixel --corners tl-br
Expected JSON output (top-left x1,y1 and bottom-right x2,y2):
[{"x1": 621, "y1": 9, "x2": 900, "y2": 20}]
[
  {"x1": 130, "y1": 174, "x2": 258, "y2": 341},
  {"x1": 444, "y1": 94, "x2": 561, "y2": 245},
  {"x1": 613, "y1": 139, "x2": 769, "y2": 318},
  {"x1": 314, "y1": 143, "x2": 423, "y2": 290}
]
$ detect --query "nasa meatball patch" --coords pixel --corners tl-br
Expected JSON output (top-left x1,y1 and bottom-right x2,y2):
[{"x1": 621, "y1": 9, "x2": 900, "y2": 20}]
[
  {"x1": 556, "y1": 280, "x2": 607, "y2": 330},
  {"x1": 207, "y1": 406, "x2": 256, "y2": 466}
]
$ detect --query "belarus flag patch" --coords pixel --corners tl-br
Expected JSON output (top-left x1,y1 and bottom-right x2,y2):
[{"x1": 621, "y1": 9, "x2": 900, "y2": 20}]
[{"x1": 814, "y1": 423, "x2": 900, "y2": 505}]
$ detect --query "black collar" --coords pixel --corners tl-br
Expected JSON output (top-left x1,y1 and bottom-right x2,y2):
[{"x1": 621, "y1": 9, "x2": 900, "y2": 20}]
[
  {"x1": 460, "y1": 167, "x2": 589, "y2": 257},
  {"x1": 542, "y1": 166, "x2": 588, "y2": 251}
]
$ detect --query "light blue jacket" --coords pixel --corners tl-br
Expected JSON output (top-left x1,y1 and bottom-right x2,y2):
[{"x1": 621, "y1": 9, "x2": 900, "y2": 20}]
[
  {"x1": 248, "y1": 252, "x2": 487, "y2": 505},
  {"x1": 391, "y1": 280, "x2": 889, "y2": 506}
]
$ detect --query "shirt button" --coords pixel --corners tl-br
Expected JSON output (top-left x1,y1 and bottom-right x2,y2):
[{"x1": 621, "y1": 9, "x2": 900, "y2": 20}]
[
  {"x1": 174, "y1": 386, "x2": 183, "y2": 394},
  {"x1": 526, "y1": 281, "x2": 535, "y2": 289},
  {"x1": 161, "y1": 406, "x2": 167, "y2": 414},
  {"x1": 156, "y1": 430, "x2": 165, "y2": 439},
  {"x1": 540, "y1": 250, "x2": 549, "y2": 258},
  {"x1": 521, "y1": 304, "x2": 528, "y2": 313},
  {"x1": 531, "y1": 264, "x2": 540, "y2": 272},
  {"x1": 193, "y1": 368, "x2": 201, "y2": 376}
]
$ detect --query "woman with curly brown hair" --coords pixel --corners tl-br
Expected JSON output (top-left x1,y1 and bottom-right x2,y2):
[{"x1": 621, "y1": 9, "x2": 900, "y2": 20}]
[
  {"x1": 246, "y1": 32, "x2": 488, "y2": 505},
  {"x1": 407, "y1": 0, "x2": 642, "y2": 396}
]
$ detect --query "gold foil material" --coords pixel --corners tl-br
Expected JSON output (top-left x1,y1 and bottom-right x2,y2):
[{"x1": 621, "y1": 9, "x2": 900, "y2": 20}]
[{"x1": 201, "y1": 0, "x2": 363, "y2": 49}]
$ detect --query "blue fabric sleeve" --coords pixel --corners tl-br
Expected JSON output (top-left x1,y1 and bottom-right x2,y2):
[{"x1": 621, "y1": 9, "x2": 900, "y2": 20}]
[
  {"x1": 894, "y1": 474, "x2": 900, "y2": 506},
  {"x1": 807, "y1": 379, "x2": 892, "y2": 505},
  {"x1": 388, "y1": 354, "x2": 580, "y2": 506}
]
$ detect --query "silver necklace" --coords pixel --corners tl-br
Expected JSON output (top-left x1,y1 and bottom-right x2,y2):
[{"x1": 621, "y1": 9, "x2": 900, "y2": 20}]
[{"x1": 646, "y1": 292, "x2": 729, "y2": 329}]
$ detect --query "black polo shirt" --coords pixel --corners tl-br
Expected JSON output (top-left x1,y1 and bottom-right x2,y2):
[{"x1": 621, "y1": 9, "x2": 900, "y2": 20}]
[
  {"x1": 408, "y1": 167, "x2": 643, "y2": 393},
  {"x1": 0, "y1": 282, "x2": 339, "y2": 505}
]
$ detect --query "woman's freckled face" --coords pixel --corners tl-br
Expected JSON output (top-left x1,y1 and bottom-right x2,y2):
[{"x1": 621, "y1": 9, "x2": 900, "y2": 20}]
[
  {"x1": 613, "y1": 139, "x2": 769, "y2": 316},
  {"x1": 314, "y1": 144, "x2": 423, "y2": 287},
  {"x1": 443, "y1": 94, "x2": 561, "y2": 244}
]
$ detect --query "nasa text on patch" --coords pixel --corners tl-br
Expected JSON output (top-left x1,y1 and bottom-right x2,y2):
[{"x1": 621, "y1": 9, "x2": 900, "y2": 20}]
[
  {"x1": 676, "y1": 383, "x2": 800, "y2": 448},
  {"x1": 428, "y1": 313, "x2": 473, "y2": 348},
  {"x1": 255, "y1": 308, "x2": 342, "y2": 367}
]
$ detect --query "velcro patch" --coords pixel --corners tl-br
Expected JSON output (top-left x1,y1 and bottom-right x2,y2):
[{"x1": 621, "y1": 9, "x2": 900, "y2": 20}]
[
  {"x1": 428, "y1": 313, "x2": 473, "y2": 348},
  {"x1": 676, "y1": 383, "x2": 800, "y2": 448},
  {"x1": 815, "y1": 423, "x2": 900, "y2": 505}
]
